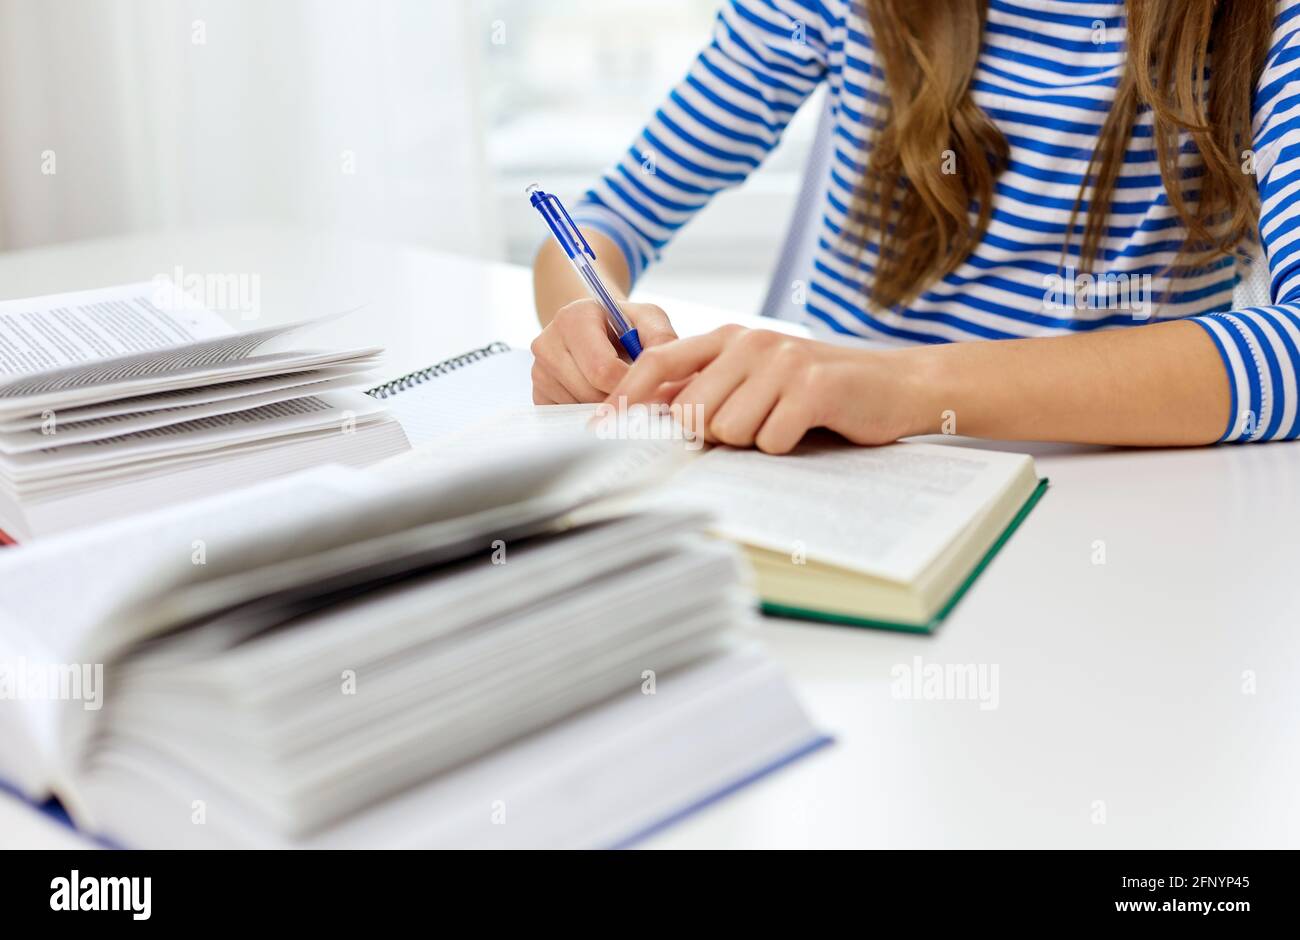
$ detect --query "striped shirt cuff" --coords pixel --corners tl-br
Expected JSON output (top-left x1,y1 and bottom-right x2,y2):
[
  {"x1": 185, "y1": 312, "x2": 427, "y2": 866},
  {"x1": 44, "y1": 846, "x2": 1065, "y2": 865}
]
[
  {"x1": 568, "y1": 197, "x2": 658, "y2": 288},
  {"x1": 1190, "y1": 308, "x2": 1300, "y2": 442}
]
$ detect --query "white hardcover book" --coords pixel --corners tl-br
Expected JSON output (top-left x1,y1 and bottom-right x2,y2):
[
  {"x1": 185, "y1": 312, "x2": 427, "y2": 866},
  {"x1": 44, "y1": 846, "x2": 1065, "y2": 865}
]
[{"x1": 0, "y1": 437, "x2": 824, "y2": 848}]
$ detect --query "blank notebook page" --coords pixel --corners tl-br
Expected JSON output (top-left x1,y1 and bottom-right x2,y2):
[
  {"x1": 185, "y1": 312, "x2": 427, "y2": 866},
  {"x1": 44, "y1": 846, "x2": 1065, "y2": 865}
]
[{"x1": 370, "y1": 347, "x2": 535, "y2": 447}]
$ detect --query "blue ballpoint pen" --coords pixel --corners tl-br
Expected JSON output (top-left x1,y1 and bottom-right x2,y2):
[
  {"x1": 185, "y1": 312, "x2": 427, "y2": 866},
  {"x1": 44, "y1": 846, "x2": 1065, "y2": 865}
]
[{"x1": 527, "y1": 184, "x2": 642, "y2": 360}]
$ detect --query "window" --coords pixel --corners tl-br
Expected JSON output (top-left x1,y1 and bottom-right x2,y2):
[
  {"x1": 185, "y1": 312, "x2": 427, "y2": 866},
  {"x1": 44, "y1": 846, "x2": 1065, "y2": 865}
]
[{"x1": 477, "y1": 0, "x2": 821, "y2": 314}]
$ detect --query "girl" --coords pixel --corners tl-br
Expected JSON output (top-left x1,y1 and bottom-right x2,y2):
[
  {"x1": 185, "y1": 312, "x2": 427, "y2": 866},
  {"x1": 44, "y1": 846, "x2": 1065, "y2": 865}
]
[{"x1": 531, "y1": 0, "x2": 1300, "y2": 453}]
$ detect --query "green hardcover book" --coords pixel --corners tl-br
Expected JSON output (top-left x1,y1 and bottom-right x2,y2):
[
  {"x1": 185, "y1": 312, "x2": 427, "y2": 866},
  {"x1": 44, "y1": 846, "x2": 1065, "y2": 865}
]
[
  {"x1": 758, "y1": 477, "x2": 1047, "y2": 632},
  {"x1": 665, "y1": 437, "x2": 1047, "y2": 634}
]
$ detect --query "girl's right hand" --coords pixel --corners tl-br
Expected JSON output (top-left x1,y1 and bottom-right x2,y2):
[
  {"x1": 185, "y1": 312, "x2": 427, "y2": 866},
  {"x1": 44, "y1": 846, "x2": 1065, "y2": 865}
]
[{"x1": 530, "y1": 298, "x2": 677, "y2": 403}]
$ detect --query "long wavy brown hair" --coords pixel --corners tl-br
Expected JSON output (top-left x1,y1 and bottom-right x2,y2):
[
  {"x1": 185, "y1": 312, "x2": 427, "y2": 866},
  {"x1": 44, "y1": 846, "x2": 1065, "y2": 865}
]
[{"x1": 851, "y1": 0, "x2": 1274, "y2": 310}]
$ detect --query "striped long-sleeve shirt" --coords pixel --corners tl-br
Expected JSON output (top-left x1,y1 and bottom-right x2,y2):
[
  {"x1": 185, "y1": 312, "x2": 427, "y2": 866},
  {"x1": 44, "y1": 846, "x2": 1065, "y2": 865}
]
[{"x1": 571, "y1": 0, "x2": 1300, "y2": 443}]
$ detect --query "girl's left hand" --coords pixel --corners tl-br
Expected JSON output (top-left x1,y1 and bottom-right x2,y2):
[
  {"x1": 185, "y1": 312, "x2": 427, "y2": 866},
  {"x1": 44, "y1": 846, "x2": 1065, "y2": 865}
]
[{"x1": 603, "y1": 325, "x2": 920, "y2": 454}]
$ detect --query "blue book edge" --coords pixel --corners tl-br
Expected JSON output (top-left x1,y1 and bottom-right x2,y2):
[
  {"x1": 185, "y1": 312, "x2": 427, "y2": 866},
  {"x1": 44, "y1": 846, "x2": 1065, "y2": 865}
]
[
  {"x1": 1, "y1": 733, "x2": 835, "y2": 849},
  {"x1": 609, "y1": 733, "x2": 836, "y2": 849}
]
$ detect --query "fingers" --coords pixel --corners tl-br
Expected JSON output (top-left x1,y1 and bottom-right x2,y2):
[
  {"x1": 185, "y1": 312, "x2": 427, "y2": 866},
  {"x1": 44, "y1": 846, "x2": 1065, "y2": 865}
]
[
  {"x1": 649, "y1": 327, "x2": 818, "y2": 453},
  {"x1": 653, "y1": 377, "x2": 692, "y2": 402},
  {"x1": 624, "y1": 303, "x2": 677, "y2": 348},
  {"x1": 562, "y1": 304, "x2": 629, "y2": 392},
  {"x1": 754, "y1": 395, "x2": 814, "y2": 454},
  {"x1": 531, "y1": 360, "x2": 577, "y2": 404},
  {"x1": 607, "y1": 326, "x2": 737, "y2": 405},
  {"x1": 552, "y1": 320, "x2": 823, "y2": 454},
  {"x1": 530, "y1": 300, "x2": 630, "y2": 402},
  {"x1": 699, "y1": 375, "x2": 782, "y2": 448},
  {"x1": 530, "y1": 299, "x2": 681, "y2": 406},
  {"x1": 668, "y1": 347, "x2": 750, "y2": 442}
]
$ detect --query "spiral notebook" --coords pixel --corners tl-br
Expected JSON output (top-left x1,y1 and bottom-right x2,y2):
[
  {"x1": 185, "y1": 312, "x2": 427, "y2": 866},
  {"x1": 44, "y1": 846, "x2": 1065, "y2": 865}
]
[{"x1": 366, "y1": 342, "x2": 535, "y2": 447}]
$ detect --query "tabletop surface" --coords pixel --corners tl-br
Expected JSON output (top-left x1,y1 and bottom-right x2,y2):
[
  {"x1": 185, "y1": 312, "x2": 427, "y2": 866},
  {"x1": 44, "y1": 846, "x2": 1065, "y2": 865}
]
[{"x1": 2, "y1": 225, "x2": 1296, "y2": 849}]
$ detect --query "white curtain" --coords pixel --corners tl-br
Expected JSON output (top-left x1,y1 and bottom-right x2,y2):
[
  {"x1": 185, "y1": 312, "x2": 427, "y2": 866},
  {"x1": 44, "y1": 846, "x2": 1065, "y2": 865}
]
[{"x1": 0, "y1": 0, "x2": 498, "y2": 255}]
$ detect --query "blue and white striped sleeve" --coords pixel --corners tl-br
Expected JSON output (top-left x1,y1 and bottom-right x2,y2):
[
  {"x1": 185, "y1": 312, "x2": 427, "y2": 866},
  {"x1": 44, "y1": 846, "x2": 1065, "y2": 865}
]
[
  {"x1": 569, "y1": 0, "x2": 832, "y2": 287},
  {"x1": 1189, "y1": 6, "x2": 1300, "y2": 443}
]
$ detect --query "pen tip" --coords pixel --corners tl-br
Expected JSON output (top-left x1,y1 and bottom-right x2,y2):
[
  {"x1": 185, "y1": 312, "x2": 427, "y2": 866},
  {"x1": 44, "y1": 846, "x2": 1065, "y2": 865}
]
[{"x1": 524, "y1": 183, "x2": 541, "y2": 196}]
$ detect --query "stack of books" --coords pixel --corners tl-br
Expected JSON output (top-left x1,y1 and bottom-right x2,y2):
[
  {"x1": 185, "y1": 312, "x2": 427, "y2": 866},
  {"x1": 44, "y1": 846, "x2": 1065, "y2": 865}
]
[
  {"x1": 0, "y1": 283, "x2": 410, "y2": 542},
  {"x1": 0, "y1": 435, "x2": 825, "y2": 848}
]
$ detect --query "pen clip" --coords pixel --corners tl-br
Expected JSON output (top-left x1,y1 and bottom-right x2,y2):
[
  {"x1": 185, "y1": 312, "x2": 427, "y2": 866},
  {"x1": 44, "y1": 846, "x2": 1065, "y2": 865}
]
[{"x1": 531, "y1": 190, "x2": 596, "y2": 261}]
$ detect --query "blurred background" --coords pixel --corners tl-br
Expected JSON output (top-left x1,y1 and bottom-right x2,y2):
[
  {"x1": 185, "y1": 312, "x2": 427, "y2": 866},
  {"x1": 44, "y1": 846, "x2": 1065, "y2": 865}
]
[{"x1": 0, "y1": 0, "x2": 820, "y2": 314}]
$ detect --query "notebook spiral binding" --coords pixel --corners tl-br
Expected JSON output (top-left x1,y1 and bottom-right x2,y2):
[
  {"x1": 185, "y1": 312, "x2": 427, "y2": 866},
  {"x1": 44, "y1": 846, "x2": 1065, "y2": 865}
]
[{"x1": 365, "y1": 341, "x2": 512, "y2": 400}]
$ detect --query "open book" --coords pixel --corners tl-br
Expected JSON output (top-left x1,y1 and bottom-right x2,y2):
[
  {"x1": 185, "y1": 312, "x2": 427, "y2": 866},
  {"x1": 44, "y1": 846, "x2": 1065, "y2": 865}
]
[
  {"x1": 376, "y1": 347, "x2": 1045, "y2": 632},
  {"x1": 706, "y1": 447, "x2": 1042, "y2": 630},
  {"x1": 0, "y1": 283, "x2": 411, "y2": 541},
  {"x1": 0, "y1": 436, "x2": 825, "y2": 848}
]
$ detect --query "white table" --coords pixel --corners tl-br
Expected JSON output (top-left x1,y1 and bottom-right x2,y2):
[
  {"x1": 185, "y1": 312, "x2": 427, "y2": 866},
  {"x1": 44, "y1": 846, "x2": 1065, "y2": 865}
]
[{"x1": 3, "y1": 225, "x2": 1298, "y2": 849}]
